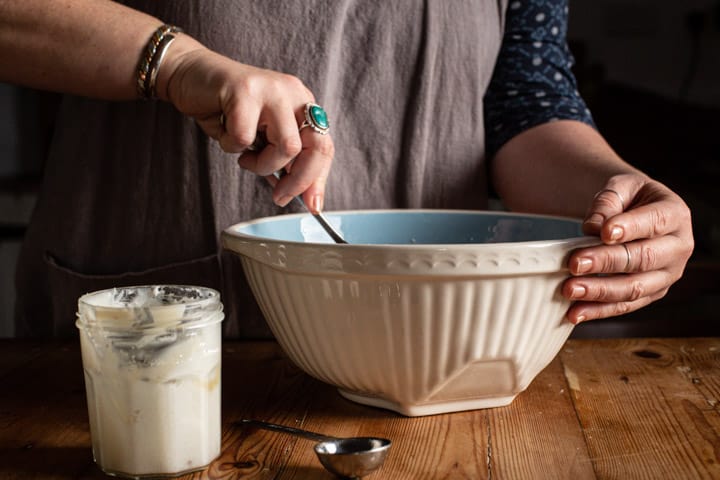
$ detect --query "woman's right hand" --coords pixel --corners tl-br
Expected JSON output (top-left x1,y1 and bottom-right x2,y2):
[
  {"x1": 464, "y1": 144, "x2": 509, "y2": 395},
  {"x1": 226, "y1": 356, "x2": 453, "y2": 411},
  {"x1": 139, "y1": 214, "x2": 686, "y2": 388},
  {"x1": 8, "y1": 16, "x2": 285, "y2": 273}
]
[{"x1": 157, "y1": 35, "x2": 334, "y2": 212}]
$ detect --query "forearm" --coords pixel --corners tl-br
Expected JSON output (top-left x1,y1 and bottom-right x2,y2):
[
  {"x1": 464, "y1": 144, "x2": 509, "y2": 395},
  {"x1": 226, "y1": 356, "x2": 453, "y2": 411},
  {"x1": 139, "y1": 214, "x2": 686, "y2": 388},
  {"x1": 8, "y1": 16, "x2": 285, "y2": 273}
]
[
  {"x1": 490, "y1": 120, "x2": 645, "y2": 218},
  {"x1": 0, "y1": 0, "x2": 169, "y2": 99}
]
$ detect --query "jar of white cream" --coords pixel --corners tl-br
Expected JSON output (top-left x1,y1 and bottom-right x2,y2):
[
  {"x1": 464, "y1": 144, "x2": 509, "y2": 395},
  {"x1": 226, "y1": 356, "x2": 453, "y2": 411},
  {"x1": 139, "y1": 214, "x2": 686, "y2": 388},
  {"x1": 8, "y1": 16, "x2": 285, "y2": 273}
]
[{"x1": 76, "y1": 285, "x2": 224, "y2": 478}]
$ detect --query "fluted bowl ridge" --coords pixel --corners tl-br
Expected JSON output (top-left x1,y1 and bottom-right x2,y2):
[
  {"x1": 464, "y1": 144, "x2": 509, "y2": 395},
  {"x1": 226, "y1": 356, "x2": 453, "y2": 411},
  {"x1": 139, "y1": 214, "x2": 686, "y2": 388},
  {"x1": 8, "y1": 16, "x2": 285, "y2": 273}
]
[{"x1": 222, "y1": 209, "x2": 597, "y2": 416}]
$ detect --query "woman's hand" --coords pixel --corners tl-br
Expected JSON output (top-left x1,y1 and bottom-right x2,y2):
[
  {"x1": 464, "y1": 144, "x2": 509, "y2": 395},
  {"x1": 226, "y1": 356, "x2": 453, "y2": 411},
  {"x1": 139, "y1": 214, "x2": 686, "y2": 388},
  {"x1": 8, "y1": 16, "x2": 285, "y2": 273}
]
[
  {"x1": 563, "y1": 173, "x2": 694, "y2": 323},
  {"x1": 157, "y1": 36, "x2": 334, "y2": 212}
]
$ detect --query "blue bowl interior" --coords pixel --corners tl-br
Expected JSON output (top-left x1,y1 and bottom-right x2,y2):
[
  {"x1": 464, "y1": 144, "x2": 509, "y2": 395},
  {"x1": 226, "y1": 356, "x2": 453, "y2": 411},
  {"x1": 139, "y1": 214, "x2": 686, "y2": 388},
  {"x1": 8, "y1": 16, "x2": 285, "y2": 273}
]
[{"x1": 229, "y1": 211, "x2": 584, "y2": 245}]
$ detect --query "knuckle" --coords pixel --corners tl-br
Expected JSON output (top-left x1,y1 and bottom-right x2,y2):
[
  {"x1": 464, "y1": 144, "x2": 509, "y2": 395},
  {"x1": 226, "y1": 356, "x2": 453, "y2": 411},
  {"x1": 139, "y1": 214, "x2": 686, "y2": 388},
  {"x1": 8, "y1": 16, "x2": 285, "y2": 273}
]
[
  {"x1": 278, "y1": 135, "x2": 303, "y2": 157},
  {"x1": 650, "y1": 207, "x2": 670, "y2": 237},
  {"x1": 668, "y1": 269, "x2": 683, "y2": 286},
  {"x1": 235, "y1": 75, "x2": 260, "y2": 99},
  {"x1": 595, "y1": 193, "x2": 620, "y2": 210},
  {"x1": 678, "y1": 201, "x2": 692, "y2": 220},
  {"x1": 681, "y1": 234, "x2": 695, "y2": 259},
  {"x1": 279, "y1": 73, "x2": 308, "y2": 94},
  {"x1": 615, "y1": 301, "x2": 632, "y2": 315},
  {"x1": 628, "y1": 280, "x2": 645, "y2": 302},
  {"x1": 236, "y1": 129, "x2": 258, "y2": 148},
  {"x1": 639, "y1": 245, "x2": 658, "y2": 271},
  {"x1": 685, "y1": 238, "x2": 695, "y2": 257},
  {"x1": 594, "y1": 283, "x2": 610, "y2": 301},
  {"x1": 597, "y1": 250, "x2": 616, "y2": 274},
  {"x1": 316, "y1": 137, "x2": 335, "y2": 158}
]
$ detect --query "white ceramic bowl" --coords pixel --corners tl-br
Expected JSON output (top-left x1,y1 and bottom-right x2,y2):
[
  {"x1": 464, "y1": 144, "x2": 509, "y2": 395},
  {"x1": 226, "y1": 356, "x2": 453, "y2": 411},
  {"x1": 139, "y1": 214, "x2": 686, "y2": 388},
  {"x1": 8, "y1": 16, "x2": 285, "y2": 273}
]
[{"x1": 222, "y1": 209, "x2": 597, "y2": 416}]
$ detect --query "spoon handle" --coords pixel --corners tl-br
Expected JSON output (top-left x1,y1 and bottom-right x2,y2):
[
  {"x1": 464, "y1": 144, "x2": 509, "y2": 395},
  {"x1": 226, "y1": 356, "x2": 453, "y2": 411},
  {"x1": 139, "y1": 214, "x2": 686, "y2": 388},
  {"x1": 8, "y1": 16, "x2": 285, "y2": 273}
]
[
  {"x1": 271, "y1": 171, "x2": 348, "y2": 244},
  {"x1": 246, "y1": 132, "x2": 348, "y2": 244},
  {"x1": 239, "y1": 419, "x2": 336, "y2": 443}
]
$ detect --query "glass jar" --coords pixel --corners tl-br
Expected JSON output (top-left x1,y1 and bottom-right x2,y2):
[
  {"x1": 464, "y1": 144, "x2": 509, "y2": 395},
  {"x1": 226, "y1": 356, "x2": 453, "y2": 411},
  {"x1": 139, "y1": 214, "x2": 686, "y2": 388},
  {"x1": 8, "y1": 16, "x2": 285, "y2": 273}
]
[{"x1": 76, "y1": 285, "x2": 224, "y2": 479}]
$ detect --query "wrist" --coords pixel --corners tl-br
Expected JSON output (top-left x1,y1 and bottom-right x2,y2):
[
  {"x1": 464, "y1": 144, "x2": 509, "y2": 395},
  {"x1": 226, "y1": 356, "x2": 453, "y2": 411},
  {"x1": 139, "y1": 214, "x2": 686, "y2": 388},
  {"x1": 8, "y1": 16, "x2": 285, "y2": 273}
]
[{"x1": 154, "y1": 33, "x2": 206, "y2": 103}]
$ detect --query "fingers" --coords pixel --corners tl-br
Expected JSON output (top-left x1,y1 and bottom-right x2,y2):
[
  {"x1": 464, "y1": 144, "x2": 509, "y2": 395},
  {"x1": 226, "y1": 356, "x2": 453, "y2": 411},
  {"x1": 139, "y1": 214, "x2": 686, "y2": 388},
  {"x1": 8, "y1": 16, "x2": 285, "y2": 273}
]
[
  {"x1": 269, "y1": 127, "x2": 334, "y2": 210},
  {"x1": 599, "y1": 201, "x2": 689, "y2": 248},
  {"x1": 565, "y1": 174, "x2": 695, "y2": 325},
  {"x1": 565, "y1": 263, "x2": 674, "y2": 301},
  {"x1": 569, "y1": 235, "x2": 681, "y2": 276},
  {"x1": 565, "y1": 233, "x2": 692, "y2": 324},
  {"x1": 564, "y1": 258, "x2": 675, "y2": 324},
  {"x1": 168, "y1": 51, "x2": 331, "y2": 207},
  {"x1": 223, "y1": 96, "x2": 333, "y2": 207},
  {"x1": 583, "y1": 189, "x2": 625, "y2": 236},
  {"x1": 219, "y1": 99, "x2": 264, "y2": 152},
  {"x1": 565, "y1": 295, "x2": 659, "y2": 324},
  {"x1": 582, "y1": 179, "x2": 634, "y2": 236},
  {"x1": 294, "y1": 128, "x2": 334, "y2": 212},
  {"x1": 584, "y1": 176, "x2": 692, "y2": 245},
  {"x1": 218, "y1": 74, "x2": 332, "y2": 206},
  {"x1": 237, "y1": 98, "x2": 306, "y2": 175},
  {"x1": 221, "y1": 95, "x2": 304, "y2": 165}
]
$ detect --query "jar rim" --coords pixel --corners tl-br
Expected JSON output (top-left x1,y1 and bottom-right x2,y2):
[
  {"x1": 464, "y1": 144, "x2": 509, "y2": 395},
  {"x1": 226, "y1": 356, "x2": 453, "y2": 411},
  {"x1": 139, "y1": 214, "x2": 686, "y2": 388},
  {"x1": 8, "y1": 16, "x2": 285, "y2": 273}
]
[{"x1": 76, "y1": 285, "x2": 223, "y2": 331}]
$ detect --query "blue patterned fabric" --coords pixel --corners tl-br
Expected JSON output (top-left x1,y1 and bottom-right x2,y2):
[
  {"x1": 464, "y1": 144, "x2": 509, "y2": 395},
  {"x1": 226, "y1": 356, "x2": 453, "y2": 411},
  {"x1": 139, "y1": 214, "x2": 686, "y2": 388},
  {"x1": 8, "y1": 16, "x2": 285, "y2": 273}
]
[{"x1": 484, "y1": 0, "x2": 595, "y2": 156}]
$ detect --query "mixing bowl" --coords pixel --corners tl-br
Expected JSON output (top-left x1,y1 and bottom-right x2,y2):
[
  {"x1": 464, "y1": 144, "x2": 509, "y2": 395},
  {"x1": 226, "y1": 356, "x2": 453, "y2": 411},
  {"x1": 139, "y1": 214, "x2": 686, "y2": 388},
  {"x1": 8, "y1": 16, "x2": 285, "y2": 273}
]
[{"x1": 222, "y1": 209, "x2": 597, "y2": 416}]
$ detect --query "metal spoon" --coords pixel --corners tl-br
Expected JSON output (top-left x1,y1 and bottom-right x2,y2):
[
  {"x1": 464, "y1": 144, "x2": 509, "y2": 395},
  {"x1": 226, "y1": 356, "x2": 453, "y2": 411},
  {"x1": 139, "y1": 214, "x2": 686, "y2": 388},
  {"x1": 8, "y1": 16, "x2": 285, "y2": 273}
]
[
  {"x1": 238, "y1": 419, "x2": 391, "y2": 479},
  {"x1": 271, "y1": 170, "x2": 348, "y2": 244},
  {"x1": 248, "y1": 132, "x2": 348, "y2": 244}
]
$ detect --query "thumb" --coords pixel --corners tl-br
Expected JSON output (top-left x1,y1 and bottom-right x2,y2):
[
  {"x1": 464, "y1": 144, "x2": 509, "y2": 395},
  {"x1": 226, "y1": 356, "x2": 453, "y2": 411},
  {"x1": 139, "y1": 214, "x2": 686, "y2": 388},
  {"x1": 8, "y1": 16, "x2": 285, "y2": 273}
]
[{"x1": 582, "y1": 187, "x2": 627, "y2": 236}]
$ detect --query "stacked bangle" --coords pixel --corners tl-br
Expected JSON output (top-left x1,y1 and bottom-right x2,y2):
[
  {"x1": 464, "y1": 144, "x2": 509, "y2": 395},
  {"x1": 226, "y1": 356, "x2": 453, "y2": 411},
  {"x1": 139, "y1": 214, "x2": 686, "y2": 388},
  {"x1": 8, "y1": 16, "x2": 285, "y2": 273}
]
[{"x1": 136, "y1": 24, "x2": 182, "y2": 100}]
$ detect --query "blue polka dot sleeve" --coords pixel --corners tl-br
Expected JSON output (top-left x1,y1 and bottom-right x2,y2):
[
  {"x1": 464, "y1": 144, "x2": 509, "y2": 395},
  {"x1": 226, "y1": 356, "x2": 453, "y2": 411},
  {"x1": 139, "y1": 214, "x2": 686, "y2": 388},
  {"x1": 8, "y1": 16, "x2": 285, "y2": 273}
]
[{"x1": 484, "y1": 0, "x2": 595, "y2": 157}]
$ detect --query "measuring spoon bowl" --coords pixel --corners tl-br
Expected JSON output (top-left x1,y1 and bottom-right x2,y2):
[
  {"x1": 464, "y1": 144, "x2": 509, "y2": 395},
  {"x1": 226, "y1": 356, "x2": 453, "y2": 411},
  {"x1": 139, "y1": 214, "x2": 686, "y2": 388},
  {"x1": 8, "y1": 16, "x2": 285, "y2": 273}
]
[{"x1": 239, "y1": 419, "x2": 391, "y2": 479}]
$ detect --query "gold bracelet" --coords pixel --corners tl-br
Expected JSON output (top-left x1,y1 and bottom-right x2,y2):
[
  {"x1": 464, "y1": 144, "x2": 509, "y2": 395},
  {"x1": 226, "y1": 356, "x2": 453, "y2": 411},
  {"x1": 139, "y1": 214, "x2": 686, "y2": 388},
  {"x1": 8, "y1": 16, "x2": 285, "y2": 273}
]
[{"x1": 136, "y1": 24, "x2": 182, "y2": 99}]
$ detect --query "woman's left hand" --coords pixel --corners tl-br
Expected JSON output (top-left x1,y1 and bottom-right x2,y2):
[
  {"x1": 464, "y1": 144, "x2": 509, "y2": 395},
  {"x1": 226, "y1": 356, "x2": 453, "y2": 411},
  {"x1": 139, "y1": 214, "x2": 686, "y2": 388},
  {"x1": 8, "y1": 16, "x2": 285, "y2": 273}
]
[{"x1": 562, "y1": 173, "x2": 694, "y2": 323}]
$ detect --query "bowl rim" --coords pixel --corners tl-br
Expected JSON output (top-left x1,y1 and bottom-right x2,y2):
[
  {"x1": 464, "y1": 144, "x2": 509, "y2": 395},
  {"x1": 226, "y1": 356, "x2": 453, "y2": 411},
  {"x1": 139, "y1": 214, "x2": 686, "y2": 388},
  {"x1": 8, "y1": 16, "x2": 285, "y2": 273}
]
[{"x1": 222, "y1": 208, "x2": 596, "y2": 249}]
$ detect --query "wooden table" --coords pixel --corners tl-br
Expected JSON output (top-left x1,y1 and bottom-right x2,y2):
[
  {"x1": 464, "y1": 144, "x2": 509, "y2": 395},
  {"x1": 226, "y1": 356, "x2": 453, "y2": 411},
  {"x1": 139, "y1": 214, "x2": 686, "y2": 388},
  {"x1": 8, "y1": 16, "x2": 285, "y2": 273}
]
[{"x1": 1, "y1": 338, "x2": 718, "y2": 479}]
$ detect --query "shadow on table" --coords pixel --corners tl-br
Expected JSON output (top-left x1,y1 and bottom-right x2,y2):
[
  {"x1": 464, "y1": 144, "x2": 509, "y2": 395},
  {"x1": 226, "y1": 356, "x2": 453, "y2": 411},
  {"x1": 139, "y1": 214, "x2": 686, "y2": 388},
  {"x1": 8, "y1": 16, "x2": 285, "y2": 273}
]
[{"x1": 0, "y1": 446, "x2": 105, "y2": 479}]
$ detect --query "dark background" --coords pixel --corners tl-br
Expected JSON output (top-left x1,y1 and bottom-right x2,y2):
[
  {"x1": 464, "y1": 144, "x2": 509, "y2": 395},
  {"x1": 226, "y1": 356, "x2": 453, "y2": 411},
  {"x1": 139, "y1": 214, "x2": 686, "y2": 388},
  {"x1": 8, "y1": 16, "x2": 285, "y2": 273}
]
[
  {"x1": 567, "y1": 0, "x2": 720, "y2": 337},
  {"x1": 0, "y1": 1, "x2": 718, "y2": 337}
]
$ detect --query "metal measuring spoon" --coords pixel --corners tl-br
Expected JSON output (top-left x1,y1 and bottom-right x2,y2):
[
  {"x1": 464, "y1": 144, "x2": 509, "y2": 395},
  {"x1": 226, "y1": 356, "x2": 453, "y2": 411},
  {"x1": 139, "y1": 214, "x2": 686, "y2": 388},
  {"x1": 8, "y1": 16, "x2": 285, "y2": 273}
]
[{"x1": 238, "y1": 419, "x2": 391, "y2": 479}]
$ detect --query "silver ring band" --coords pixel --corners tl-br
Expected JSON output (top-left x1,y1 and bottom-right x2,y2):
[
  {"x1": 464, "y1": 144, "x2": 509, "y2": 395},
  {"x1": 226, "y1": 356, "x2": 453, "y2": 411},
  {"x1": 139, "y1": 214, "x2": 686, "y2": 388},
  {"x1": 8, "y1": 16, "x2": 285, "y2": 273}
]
[
  {"x1": 621, "y1": 243, "x2": 631, "y2": 272},
  {"x1": 595, "y1": 188, "x2": 625, "y2": 210}
]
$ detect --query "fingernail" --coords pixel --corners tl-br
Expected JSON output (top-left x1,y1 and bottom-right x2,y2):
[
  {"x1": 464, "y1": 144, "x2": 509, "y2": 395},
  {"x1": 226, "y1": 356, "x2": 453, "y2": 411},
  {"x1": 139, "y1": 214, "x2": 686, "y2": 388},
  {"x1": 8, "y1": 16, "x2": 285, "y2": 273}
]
[
  {"x1": 310, "y1": 195, "x2": 323, "y2": 213},
  {"x1": 570, "y1": 285, "x2": 586, "y2": 299},
  {"x1": 575, "y1": 314, "x2": 586, "y2": 324},
  {"x1": 610, "y1": 226, "x2": 624, "y2": 241},
  {"x1": 276, "y1": 195, "x2": 292, "y2": 207},
  {"x1": 584, "y1": 214, "x2": 604, "y2": 228},
  {"x1": 574, "y1": 258, "x2": 593, "y2": 274}
]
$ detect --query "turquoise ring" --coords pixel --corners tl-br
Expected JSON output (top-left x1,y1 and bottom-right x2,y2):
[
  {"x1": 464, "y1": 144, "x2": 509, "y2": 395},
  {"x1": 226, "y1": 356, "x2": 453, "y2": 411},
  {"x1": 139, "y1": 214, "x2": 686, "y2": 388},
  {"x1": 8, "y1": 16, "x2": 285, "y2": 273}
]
[{"x1": 300, "y1": 103, "x2": 330, "y2": 135}]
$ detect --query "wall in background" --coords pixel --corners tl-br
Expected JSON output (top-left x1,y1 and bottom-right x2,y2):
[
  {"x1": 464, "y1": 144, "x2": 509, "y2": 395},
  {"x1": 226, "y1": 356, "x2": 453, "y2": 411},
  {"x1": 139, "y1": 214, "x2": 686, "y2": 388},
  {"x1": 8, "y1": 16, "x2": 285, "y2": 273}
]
[
  {"x1": 568, "y1": 0, "x2": 720, "y2": 107},
  {"x1": 0, "y1": 85, "x2": 20, "y2": 178},
  {"x1": 0, "y1": 85, "x2": 45, "y2": 338},
  {"x1": 568, "y1": 0, "x2": 720, "y2": 338}
]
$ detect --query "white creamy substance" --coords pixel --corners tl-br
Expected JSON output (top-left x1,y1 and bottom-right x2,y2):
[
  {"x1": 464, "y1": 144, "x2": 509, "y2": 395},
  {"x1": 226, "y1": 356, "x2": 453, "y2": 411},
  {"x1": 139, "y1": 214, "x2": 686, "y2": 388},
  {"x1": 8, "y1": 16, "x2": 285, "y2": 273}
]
[{"x1": 78, "y1": 288, "x2": 222, "y2": 478}]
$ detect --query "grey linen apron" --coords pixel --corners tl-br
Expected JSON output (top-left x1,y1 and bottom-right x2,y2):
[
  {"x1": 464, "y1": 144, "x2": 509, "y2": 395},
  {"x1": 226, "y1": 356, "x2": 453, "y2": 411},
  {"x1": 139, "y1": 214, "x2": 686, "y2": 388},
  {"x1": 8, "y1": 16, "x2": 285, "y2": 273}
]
[{"x1": 15, "y1": 0, "x2": 507, "y2": 338}]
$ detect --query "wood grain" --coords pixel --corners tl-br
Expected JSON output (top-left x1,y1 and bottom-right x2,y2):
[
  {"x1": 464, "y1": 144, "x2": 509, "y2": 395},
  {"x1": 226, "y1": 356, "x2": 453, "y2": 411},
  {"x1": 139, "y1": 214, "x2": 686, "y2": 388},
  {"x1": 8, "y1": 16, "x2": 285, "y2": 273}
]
[
  {"x1": 559, "y1": 338, "x2": 720, "y2": 480},
  {"x1": 490, "y1": 354, "x2": 596, "y2": 479},
  {"x1": 1, "y1": 338, "x2": 718, "y2": 479},
  {"x1": 0, "y1": 341, "x2": 96, "y2": 479}
]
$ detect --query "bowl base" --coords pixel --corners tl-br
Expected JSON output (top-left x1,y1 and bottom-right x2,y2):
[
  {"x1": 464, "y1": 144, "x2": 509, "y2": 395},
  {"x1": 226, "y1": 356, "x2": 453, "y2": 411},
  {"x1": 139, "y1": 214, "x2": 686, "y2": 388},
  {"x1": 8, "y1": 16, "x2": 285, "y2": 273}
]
[{"x1": 338, "y1": 389, "x2": 518, "y2": 417}]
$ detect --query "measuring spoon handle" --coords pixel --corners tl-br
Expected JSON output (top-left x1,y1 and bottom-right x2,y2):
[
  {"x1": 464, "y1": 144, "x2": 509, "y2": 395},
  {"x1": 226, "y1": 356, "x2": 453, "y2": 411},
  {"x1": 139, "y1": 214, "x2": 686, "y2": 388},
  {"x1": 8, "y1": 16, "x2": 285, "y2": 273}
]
[{"x1": 239, "y1": 419, "x2": 337, "y2": 443}]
